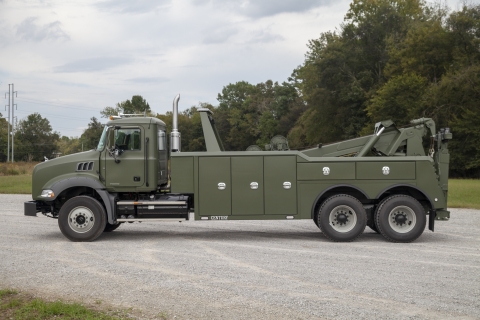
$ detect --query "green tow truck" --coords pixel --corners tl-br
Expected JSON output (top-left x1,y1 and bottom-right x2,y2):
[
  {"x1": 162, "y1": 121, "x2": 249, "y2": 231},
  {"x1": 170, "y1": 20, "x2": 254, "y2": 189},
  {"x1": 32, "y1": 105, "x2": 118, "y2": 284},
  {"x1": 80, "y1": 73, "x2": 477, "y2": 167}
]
[{"x1": 24, "y1": 94, "x2": 452, "y2": 242}]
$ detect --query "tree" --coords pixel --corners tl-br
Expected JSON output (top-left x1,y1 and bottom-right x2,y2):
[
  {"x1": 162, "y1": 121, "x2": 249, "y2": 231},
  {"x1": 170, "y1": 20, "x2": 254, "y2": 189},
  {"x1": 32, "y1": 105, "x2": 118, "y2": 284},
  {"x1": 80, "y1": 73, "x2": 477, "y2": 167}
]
[
  {"x1": 100, "y1": 95, "x2": 152, "y2": 118},
  {"x1": 80, "y1": 117, "x2": 104, "y2": 150},
  {"x1": 14, "y1": 113, "x2": 60, "y2": 161},
  {"x1": 423, "y1": 64, "x2": 480, "y2": 177},
  {"x1": 366, "y1": 73, "x2": 428, "y2": 125},
  {"x1": 216, "y1": 80, "x2": 305, "y2": 150},
  {"x1": 56, "y1": 136, "x2": 82, "y2": 156},
  {"x1": 0, "y1": 112, "x2": 8, "y2": 162}
]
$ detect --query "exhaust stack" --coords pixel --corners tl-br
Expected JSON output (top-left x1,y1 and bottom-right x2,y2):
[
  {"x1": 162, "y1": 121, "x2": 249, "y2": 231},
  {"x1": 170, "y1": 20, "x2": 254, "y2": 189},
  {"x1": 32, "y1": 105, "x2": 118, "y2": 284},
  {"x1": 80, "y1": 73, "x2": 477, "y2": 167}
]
[{"x1": 171, "y1": 94, "x2": 181, "y2": 152}]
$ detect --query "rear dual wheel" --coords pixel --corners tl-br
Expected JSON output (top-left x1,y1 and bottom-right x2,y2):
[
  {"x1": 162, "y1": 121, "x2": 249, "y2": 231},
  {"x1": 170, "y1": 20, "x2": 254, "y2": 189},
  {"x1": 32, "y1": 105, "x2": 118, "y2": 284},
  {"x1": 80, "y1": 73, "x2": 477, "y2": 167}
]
[
  {"x1": 316, "y1": 194, "x2": 367, "y2": 242},
  {"x1": 375, "y1": 195, "x2": 426, "y2": 243}
]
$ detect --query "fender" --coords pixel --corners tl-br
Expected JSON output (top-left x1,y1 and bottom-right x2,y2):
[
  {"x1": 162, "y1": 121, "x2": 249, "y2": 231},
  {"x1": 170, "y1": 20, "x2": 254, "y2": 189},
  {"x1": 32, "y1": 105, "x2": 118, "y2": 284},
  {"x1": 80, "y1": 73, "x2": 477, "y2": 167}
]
[
  {"x1": 375, "y1": 184, "x2": 434, "y2": 209},
  {"x1": 50, "y1": 177, "x2": 116, "y2": 224},
  {"x1": 310, "y1": 184, "x2": 369, "y2": 218}
]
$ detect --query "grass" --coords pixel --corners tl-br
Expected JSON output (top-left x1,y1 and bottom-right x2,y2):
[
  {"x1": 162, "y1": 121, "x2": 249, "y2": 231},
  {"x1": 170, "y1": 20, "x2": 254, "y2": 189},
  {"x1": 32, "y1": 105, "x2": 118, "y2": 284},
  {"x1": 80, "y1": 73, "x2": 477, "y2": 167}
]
[
  {"x1": 0, "y1": 175, "x2": 32, "y2": 194},
  {"x1": 0, "y1": 162, "x2": 37, "y2": 176},
  {"x1": 0, "y1": 288, "x2": 137, "y2": 320},
  {"x1": 447, "y1": 179, "x2": 480, "y2": 209},
  {"x1": 0, "y1": 162, "x2": 36, "y2": 194}
]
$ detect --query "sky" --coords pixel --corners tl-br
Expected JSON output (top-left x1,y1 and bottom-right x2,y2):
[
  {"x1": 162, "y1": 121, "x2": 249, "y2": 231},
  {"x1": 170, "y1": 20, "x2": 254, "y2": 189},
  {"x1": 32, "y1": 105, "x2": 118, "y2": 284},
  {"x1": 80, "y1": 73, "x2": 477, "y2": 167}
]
[{"x1": 0, "y1": 0, "x2": 468, "y2": 138}]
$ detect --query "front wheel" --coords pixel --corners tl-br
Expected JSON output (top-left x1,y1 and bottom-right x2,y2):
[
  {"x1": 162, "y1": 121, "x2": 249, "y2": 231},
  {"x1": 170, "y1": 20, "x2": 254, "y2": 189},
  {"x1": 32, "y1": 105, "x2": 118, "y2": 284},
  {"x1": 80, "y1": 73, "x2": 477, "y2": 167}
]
[
  {"x1": 375, "y1": 195, "x2": 426, "y2": 243},
  {"x1": 58, "y1": 196, "x2": 107, "y2": 242},
  {"x1": 317, "y1": 194, "x2": 367, "y2": 242}
]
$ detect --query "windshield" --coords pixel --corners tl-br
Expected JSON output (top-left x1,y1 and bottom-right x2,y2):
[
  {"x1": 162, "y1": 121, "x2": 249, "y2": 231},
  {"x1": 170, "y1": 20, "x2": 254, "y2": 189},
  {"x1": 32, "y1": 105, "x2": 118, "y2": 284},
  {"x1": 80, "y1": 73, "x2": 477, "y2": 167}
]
[{"x1": 96, "y1": 126, "x2": 109, "y2": 151}]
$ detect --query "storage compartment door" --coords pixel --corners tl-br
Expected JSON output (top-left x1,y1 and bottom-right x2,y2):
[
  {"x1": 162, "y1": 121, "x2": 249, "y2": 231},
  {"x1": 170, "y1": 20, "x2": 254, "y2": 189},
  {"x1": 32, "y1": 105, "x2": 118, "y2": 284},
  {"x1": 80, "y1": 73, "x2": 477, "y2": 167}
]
[
  {"x1": 232, "y1": 157, "x2": 264, "y2": 216},
  {"x1": 264, "y1": 156, "x2": 297, "y2": 215},
  {"x1": 199, "y1": 157, "x2": 231, "y2": 216}
]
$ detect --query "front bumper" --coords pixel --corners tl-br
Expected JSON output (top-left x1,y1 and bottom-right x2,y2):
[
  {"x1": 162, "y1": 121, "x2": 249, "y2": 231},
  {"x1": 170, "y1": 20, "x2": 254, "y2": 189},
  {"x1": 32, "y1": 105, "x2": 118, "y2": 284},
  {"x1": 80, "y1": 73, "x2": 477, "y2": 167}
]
[{"x1": 24, "y1": 201, "x2": 38, "y2": 217}]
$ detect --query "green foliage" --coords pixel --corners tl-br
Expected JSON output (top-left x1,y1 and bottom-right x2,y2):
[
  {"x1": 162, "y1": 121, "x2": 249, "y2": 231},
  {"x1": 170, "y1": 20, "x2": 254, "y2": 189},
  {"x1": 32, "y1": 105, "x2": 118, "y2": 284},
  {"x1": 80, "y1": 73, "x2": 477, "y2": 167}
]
[
  {"x1": 56, "y1": 136, "x2": 82, "y2": 156},
  {"x1": 425, "y1": 64, "x2": 480, "y2": 177},
  {"x1": 215, "y1": 80, "x2": 305, "y2": 150},
  {"x1": 0, "y1": 112, "x2": 8, "y2": 162},
  {"x1": 13, "y1": 113, "x2": 60, "y2": 162},
  {"x1": 290, "y1": 1, "x2": 480, "y2": 176},
  {"x1": 80, "y1": 117, "x2": 105, "y2": 151},
  {"x1": 366, "y1": 73, "x2": 428, "y2": 125},
  {"x1": 100, "y1": 95, "x2": 151, "y2": 118}
]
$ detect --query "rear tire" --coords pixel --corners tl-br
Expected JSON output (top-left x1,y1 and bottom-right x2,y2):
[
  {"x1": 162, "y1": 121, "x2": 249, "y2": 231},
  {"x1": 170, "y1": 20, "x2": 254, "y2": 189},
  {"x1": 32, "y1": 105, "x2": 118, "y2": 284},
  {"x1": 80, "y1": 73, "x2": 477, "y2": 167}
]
[
  {"x1": 58, "y1": 196, "x2": 107, "y2": 242},
  {"x1": 375, "y1": 195, "x2": 426, "y2": 243},
  {"x1": 317, "y1": 194, "x2": 366, "y2": 242}
]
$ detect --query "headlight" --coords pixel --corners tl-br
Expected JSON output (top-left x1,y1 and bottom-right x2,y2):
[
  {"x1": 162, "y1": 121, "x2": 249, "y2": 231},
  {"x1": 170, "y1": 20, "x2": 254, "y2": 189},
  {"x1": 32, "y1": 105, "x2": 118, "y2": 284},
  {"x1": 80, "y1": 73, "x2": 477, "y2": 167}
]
[{"x1": 40, "y1": 190, "x2": 55, "y2": 198}]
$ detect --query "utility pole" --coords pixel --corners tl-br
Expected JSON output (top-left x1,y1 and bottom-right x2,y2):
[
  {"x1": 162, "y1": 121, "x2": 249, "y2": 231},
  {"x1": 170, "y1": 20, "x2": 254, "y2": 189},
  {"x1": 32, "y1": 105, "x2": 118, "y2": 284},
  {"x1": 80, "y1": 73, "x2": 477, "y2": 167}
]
[
  {"x1": 11, "y1": 84, "x2": 17, "y2": 162},
  {"x1": 4, "y1": 84, "x2": 11, "y2": 162}
]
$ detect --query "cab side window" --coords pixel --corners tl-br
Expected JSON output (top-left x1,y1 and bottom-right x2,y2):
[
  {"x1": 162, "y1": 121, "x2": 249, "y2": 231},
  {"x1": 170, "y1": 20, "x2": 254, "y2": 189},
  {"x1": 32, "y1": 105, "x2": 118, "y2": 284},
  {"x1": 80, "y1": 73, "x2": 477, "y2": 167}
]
[{"x1": 115, "y1": 128, "x2": 141, "y2": 151}]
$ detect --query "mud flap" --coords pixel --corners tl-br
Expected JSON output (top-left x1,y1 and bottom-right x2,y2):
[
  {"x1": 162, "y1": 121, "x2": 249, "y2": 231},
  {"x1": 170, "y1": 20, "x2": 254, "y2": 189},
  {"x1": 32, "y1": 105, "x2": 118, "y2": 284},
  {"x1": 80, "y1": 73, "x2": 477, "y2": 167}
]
[{"x1": 428, "y1": 210, "x2": 436, "y2": 232}]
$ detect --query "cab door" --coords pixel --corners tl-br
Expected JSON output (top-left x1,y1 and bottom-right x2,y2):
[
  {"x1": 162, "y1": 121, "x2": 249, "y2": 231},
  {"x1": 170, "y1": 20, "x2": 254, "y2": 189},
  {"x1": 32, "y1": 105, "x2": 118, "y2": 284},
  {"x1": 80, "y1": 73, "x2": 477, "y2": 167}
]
[{"x1": 105, "y1": 127, "x2": 145, "y2": 190}]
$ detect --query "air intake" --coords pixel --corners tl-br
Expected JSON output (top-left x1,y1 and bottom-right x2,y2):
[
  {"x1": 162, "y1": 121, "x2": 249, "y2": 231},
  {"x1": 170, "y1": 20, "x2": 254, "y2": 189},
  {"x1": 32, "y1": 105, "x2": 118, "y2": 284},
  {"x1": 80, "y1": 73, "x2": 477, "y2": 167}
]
[{"x1": 76, "y1": 162, "x2": 94, "y2": 171}]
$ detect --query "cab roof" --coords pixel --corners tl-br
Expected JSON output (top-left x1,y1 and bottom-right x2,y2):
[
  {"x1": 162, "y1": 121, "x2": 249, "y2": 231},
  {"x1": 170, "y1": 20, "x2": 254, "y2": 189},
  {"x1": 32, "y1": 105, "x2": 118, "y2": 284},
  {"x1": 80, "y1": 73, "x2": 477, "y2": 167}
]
[{"x1": 106, "y1": 116, "x2": 166, "y2": 127}]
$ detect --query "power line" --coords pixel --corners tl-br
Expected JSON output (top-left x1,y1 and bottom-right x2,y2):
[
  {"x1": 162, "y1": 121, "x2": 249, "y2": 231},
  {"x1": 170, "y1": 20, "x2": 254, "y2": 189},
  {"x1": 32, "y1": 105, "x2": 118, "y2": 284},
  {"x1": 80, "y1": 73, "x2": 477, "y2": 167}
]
[
  {"x1": 16, "y1": 97, "x2": 104, "y2": 111},
  {"x1": 14, "y1": 109, "x2": 96, "y2": 122}
]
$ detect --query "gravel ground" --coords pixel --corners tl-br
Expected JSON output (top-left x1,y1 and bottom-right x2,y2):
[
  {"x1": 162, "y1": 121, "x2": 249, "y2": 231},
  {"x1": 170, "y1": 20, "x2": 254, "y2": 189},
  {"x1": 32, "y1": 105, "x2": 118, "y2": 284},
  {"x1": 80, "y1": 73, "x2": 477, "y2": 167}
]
[{"x1": 0, "y1": 194, "x2": 479, "y2": 319}]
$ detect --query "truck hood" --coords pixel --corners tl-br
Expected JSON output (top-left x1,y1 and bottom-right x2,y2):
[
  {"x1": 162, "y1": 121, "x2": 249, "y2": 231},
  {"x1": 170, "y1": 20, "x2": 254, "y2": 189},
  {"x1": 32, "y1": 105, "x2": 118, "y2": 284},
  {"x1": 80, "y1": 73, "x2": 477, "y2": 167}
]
[{"x1": 32, "y1": 150, "x2": 102, "y2": 200}]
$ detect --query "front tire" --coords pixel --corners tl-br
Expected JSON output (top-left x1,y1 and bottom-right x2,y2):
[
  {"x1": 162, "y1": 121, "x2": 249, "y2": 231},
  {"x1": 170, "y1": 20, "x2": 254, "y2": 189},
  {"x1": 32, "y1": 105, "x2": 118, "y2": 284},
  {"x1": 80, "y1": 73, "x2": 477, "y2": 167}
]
[
  {"x1": 104, "y1": 222, "x2": 122, "y2": 232},
  {"x1": 317, "y1": 194, "x2": 367, "y2": 242},
  {"x1": 58, "y1": 196, "x2": 107, "y2": 242},
  {"x1": 375, "y1": 195, "x2": 426, "y2": 243}
]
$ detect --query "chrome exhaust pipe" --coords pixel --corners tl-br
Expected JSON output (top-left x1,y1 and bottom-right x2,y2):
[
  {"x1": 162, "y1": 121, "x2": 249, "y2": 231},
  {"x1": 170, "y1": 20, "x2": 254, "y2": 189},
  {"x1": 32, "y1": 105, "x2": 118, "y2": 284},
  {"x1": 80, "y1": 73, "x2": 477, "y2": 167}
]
[{"x1": 171, "y1": 94, "x2": 181, "y2": 152}]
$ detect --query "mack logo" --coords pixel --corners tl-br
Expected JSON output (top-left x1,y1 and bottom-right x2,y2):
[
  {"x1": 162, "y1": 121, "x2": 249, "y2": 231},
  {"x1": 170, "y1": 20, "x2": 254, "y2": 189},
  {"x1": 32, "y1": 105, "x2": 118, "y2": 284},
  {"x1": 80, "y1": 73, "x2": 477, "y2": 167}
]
[
  {"x1": 323, "y1": 167, "x2": 330, "y2": 175},
  {"x1": 382, "y1": 166, "x2": 390, "y2": 175},
  {"x1": 210, "y1": 216, "x2": 228, "y2": 220}
]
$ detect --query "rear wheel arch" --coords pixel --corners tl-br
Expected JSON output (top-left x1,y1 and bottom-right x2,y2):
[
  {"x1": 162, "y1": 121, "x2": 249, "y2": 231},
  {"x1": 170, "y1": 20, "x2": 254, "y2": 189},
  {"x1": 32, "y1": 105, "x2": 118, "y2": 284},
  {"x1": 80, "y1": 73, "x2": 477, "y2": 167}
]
[
  {"x1": 311, "y1": 185, "x2": 369, "y2": 220},
  {"x1": 376, "y1": 184, "x2": 434, "y2": 212}
]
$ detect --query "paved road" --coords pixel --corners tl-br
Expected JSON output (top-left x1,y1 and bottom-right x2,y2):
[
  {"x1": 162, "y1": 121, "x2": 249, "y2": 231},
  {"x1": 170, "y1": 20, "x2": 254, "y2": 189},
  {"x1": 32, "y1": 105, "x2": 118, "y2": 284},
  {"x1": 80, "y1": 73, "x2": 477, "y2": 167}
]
[{"x1": 0, "y1": 194, "x2": 479, "y2": 319}]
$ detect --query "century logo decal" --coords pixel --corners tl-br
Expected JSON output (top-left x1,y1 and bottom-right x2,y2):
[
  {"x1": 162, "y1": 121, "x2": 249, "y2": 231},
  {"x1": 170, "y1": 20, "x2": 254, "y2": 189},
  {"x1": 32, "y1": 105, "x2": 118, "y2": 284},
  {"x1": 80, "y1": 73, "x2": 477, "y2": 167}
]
[
  {"x1": 382, "y1": 166, "x2": 390, "y2": 175},
  {"x1": 323, "y1": 167, "x2": 330, "y2": 176}
]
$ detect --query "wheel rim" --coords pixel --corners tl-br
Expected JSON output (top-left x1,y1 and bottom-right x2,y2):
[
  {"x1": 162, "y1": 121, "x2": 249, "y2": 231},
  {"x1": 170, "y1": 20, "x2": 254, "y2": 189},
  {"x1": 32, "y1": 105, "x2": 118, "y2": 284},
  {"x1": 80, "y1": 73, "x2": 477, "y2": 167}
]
[
  {"x1": 67, "y1": 206, "x2": 95, "y2": 233},
  {"x1": 388, "y1": 206, "x2": 416, "y2": 233},
  {"x1": 329, "y1": 205, "x2": 357, "y2": 233}
]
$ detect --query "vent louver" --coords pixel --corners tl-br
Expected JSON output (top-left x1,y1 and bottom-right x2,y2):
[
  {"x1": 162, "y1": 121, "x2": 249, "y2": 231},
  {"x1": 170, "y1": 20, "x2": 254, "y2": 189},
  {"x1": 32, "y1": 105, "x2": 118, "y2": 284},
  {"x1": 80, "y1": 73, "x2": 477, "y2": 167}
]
[{"x1": 76, "y1": 162, "x2": 94, "y2": 171}]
